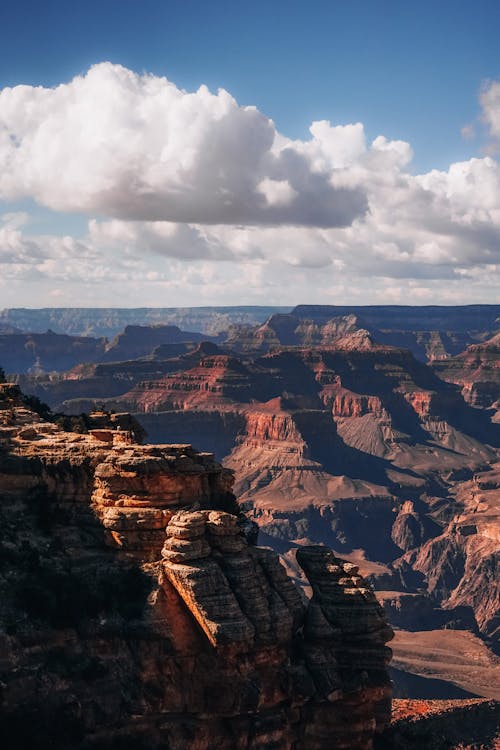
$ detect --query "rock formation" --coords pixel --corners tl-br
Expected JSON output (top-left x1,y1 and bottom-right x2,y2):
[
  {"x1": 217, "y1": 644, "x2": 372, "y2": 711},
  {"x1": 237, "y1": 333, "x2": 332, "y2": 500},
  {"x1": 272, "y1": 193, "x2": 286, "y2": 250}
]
[
  {"x1": 90, "y1": 342, "x2": 499, "y2": 659},
  {"x1": 0, "y1": 331, "x2": 107, "y2": 374},
  {"x1": 223, "y1": 312, "x2": 364, "y2": 353},
  {"x1": 101, "y1": 324, "x2": 210, "y2": 362},
  {"x1": 3, "y1": 306, "x2": 500, "y2": 700},
  {"x1": 433, "y1": 332, "x2": 500, "y2": 419},
  {"x1": 0, "y1": 383, "x2": 393, "y2": 750},
  {"x1": 291, "y1": 305, "x2": 500, "y2": 362}
]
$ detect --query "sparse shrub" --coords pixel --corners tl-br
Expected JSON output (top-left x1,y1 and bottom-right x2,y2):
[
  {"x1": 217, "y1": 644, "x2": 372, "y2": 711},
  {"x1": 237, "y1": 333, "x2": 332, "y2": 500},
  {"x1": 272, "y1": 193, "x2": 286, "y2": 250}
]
[
  {"x1": 53, "y1": 413, "x2": 90, "y2": 433},
  {"x1": 22, "y1": 394, "x2": 52, "y2": 420}
]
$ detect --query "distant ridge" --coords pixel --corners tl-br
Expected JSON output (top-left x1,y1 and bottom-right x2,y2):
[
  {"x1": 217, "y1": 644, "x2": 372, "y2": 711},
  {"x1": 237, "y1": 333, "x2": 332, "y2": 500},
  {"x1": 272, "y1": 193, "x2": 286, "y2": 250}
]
[
  {"x1": 3, "y1": 304, "x2": 498, "y2": 339},
  {"x1": 292, "y1": 305, "x2": 500, "y2": 332},
  {"x1": 0, "y1": 306, "x2": 291, "y2": 338}
]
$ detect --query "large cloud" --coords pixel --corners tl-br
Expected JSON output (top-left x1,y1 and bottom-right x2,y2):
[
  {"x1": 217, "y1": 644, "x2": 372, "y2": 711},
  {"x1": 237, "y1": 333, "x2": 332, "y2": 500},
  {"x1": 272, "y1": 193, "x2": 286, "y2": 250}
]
[
  {"x1": 0, "y1": 63, "x2": 366, "y2": 226},
  {"x1": 1, "y1": 65, "x2": 500, "y2": 305}
]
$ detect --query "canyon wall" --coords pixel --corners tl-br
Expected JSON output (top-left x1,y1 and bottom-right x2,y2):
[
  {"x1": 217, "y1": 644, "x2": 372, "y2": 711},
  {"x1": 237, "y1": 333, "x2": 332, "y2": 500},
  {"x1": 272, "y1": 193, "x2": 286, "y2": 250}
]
[{"x1": 0, "y1": 383, "x2": 393, "y2": 750}]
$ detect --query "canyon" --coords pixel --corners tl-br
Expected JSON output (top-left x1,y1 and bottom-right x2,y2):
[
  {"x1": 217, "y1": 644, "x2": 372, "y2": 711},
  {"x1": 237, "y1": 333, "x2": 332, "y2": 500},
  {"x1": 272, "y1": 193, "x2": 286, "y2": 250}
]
[
  {"x1": 0, "y1": 382, "x2": 394, "y2": 749},
  {"x1": 1, "y1": 306, "x2": 499, "y2": 746}
]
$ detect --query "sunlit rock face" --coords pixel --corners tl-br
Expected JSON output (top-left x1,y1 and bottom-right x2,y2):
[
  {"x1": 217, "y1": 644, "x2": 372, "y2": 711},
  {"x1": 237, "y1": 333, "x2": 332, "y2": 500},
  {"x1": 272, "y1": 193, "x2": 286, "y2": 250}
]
[
  {"x1": 433, "y1": 332, "x2": 500, "y2": 420},
  {"x1": 0, "y1": 383, "x2": 393, "y2": 750}
]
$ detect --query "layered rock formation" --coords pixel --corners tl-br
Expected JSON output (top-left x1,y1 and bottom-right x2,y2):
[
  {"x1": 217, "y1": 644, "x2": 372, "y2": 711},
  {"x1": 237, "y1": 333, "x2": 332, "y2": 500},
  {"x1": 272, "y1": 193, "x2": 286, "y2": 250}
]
[
  {"x1": 16, "y1": 341, "x2": 223, "y2": 411},
  {"x1": 0, "y1": 383, "x2": 393, "y2": 750},
  {"x1": 291, "y1": 305, "x2": 500, "y2": 362},
  {"x1": 224, "y1": 306, "x2": 500, "y2": 362},
  {"x1": 101, "y1": 324, "x2": 210, "y2": 362},
  {"x1": 224, "y1": 313, "x2": 364, "y2": 353},
  {"x1": 3, "y1": 306, "x2": 500, "y2": 700},
  {"x1": 396, "y1": 464, "x2": 500, "y2": 642},
  {"x1": 433, "y1": 333, "x2": 500, "y2": 419},
  {"x1": 0, "y1": 331, "x2": 107, "y2": 374},
  {"x1": 92, "y1": 342, "x2": 500, "y2": 657}
]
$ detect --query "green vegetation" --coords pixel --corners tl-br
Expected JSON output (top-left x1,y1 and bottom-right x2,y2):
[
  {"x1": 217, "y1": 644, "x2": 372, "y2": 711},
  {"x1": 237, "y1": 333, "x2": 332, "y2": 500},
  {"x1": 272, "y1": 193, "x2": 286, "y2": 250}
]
[
  {"x1": 52, "y1": 412, "x2": 91, "y2": 433},
  {"x1": 21, "y1": 393, "x2": 54, "y2": 420},
  {"x1": 19, "y1": 393, "x2": 106, "y2": 434}
]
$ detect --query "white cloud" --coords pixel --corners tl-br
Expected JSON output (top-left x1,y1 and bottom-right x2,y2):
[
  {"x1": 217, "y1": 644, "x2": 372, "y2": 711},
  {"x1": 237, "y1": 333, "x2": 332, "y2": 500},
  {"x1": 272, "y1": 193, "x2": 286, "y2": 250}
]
[
  {"x1": 256, "y1": 178, "x2": 297, "y2": 207},
  {"x1": 0, "y1": 63, "x2": 366, "y2": 227},
  {"x1": 480, "y1": 80, "x2": 500, "y2": 140},
  {"x1": 0, "y1": 66, "x2": 500, "y2": 305}
]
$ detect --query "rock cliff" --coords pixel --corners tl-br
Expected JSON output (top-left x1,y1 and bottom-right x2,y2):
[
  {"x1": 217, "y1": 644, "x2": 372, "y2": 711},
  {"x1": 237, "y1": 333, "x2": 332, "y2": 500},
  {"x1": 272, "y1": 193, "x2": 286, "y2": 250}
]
[
  {"x1": 96, "y1": 344, "x2": 499, "y2": 659},
  {"x1": 433, "y1": 333, "x2": 500, "y2": 419},
  {"x1": 0, "y1": 331, "x2": 107, "y2": 374},
  {"x1": 0, "y1": 383, "x2": 393, "y2": 750}
]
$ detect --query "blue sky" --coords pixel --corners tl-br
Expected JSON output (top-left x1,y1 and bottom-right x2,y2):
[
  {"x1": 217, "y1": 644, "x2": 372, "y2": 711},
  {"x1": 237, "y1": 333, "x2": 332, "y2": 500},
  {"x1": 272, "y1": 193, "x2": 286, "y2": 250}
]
[
  {"x1": 1, "y1": 0, "x2": 499, "y2": 170},
  {"x1": 0, "y1": 0, "x2": 499, "y2": 306}
]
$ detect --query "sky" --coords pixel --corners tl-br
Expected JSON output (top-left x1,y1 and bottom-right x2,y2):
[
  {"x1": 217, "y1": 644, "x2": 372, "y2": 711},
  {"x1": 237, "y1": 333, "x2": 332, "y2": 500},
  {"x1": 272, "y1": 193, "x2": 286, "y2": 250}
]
[{"x1": 0, "y1": 0, "x2": 499, "y2": 307}]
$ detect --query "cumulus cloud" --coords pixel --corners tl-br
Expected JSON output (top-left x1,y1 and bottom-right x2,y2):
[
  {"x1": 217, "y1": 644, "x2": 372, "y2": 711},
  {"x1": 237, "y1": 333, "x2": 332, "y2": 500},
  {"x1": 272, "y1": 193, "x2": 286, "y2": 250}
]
[
  {"x1": 1, "y1": 212, "x2": 499, "y2": 307},
  {"x1": 87, "y1": 219, "x2": 236, "y2": 261},
  {"x1": 0, "y1": 63, "x2": 366, "y2": 227},
  {"x1": 1, "y1": 65, "x2": 500, "y2": 305}
]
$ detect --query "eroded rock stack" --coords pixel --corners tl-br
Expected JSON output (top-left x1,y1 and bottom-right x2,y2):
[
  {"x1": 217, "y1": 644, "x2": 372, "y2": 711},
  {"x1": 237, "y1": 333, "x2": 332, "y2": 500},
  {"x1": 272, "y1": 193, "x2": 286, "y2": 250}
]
[
  {"x1": 162, "y1": 509, "x2": 303, "y2": 649},
  {"x1": 157, "y1": 509, "x2": 393, "y2": 749}
]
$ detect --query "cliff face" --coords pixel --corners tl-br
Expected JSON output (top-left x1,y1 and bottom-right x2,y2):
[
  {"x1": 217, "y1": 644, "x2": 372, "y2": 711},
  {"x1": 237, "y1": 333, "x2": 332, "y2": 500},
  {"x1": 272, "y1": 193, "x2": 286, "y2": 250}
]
[
  {"x1": 0, "y1": 383, "x2": 393, "y2": 750},
  {"x1": 224, "y1": 308, "x2": 500, "y2": 362},
  {"x1": 93, "y1": 344, "x2": 500, "y2": 655},
  {"x1": 101, "y1": 324, "x2": 210, "y2": 362},
  {"x1": 433, "y1": 333, "x2": 500, "y2": 419},
  {"x1": 397, "y1": 465, "x2": 500, "y2": 641},
  {"x1": 224, "y1": 313, "x2": 364, "y2": 353},
  {"x1": 16, "y1": 342, "x2": 224, "y2": 412},
  {"x1": 0, "y1": 331, "x2": 106, "y2": 374},
  {"x1": 0, "y1": 307, "x2": 290, "y2": 338},
  {"x1": 120, "y1": 354, "x2": 266, "y2": 412}
]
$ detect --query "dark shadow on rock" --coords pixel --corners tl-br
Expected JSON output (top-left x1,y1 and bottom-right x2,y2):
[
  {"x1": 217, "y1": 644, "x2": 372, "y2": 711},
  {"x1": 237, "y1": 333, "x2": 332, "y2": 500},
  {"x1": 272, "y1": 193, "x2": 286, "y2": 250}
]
[{"x1": 390, "y1": 667, "x2": 479, "y2": 699}]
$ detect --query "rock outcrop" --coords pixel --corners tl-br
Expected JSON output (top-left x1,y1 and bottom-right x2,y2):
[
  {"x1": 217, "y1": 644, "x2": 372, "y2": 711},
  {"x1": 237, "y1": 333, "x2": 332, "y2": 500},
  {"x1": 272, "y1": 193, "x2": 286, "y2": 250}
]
[
  {"x1": 224, "y1": 313, "x2": 365, "y2": 353},
  {"x1": 396, "y1": 464, "x2": 500, "y2": 642},
  {"x1": 3, "y1": 307, "x2": 500, "y2": 702},
  {"x1": 84, "y1": 342, "x2": 499, "y2": 655},
  {"x1": 291, "y1": 305, "x2": 500, "y2": 362},
  {"x1": 0, "y1": 331, "x2": 107, "y2": 373},
  {"x1": 433, "y1": 332, "x2": 500, "y2": 419},
  {"x1": 101, "y1": 324, "x2": 210, "y2": 362},
  {"x1": 0, "y1": 383, "x2": 393, "y2": 750}
]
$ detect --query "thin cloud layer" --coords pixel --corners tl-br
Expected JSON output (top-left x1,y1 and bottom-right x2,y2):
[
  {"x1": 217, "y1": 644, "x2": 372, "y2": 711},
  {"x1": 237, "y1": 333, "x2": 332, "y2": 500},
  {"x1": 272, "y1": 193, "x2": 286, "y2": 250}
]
[{"x1": 481, "y1": 80, "x2": 500, "y2": 140}]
